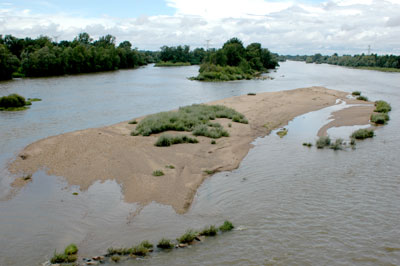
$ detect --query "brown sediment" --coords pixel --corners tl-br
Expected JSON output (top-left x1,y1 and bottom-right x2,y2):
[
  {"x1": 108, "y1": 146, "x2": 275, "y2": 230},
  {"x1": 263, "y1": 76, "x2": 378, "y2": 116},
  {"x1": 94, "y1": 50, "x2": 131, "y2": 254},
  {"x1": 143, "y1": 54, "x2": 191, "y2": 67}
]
[
  {"x1": 317, "y1": 105, "x2": 375, "y2": 137},
  {"x1": 8, "y1": 87, "x2": 374, "y2": 213}
]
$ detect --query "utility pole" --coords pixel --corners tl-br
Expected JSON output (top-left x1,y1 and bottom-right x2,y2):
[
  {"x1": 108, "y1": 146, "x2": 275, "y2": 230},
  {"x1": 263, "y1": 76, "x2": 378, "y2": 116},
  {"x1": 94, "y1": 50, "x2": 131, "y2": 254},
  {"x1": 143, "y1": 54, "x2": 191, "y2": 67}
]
[
  {"x1": 53, "y1": 35, "x2": 60, "y2": 43},
  {"x1": 367, "y1": 45, "x2": 371, "y2": 55},
  {"x1": 205, "y1": 40, "x2": 211, "y2": 50}
]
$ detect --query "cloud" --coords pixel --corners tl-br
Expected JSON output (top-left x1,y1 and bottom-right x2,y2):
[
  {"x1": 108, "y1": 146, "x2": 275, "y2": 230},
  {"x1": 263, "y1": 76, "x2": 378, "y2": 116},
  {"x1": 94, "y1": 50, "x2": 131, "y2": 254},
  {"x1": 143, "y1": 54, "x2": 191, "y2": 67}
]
[{"x1": 0, "y1": 0, "x2": 399, "y2": 55}]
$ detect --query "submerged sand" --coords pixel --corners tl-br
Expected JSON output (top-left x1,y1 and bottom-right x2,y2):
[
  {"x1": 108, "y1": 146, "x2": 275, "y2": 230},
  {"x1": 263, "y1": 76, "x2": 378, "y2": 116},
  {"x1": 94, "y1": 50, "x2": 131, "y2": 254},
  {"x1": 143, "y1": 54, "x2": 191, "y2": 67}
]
[{"x1": 9, "y1": 87, "x2": 374, "y2": 213}]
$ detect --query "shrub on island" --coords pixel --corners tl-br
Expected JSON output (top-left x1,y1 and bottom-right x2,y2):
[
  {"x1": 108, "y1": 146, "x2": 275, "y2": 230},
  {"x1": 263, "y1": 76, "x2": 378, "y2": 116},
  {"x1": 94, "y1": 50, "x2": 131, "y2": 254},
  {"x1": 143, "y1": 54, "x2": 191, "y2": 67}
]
[{"x1": 351, "y1": 129, "x2": 374, "y2": 139}]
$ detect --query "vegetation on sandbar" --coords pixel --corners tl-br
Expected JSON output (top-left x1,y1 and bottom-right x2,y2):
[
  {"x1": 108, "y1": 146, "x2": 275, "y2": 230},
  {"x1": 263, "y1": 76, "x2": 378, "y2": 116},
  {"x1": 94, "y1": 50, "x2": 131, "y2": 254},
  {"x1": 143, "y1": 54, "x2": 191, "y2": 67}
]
[
  {"x1": 357, "y1": 95, "x2": 368, "y2": 101},
  {"x1": 276, "y1": 128, "x2": 288, "y2": 138},
  {"x1": 155, "y1": 134, "x2": 198, "y2": 147},
  {"x1": 0, "y1": 93, "x2": 34, "y2": 111},
  {"x1": 131, "y1": 104, "x2": 247, "y2": 139},
  {"x1": 192, "y1": 38, "x2": 278, "y2": 81},
  {"x1": 374, "y1": 100, "x2": 391, "y2": 113},
  {"x1": 351, "y1": 128, "x2": 374, "y2": 140},
  {"x1": 152, "y1": 170, "x2": 164, "y2": 176},
  {"x1": 316, "y1": 136, "x2": 331, "y2": 149},
  {"x1": 50, "y1": 243, "x2": 78, "y2": 264},
  {"x1": 155, "y1": 61, "x2": 191, "y2": 67},
  {"x1": 371, "y1": 113, "x2": 390, "y2": 124},
  {"x1": 352, "y1": 91, "x2": 361, "y2": 96}
]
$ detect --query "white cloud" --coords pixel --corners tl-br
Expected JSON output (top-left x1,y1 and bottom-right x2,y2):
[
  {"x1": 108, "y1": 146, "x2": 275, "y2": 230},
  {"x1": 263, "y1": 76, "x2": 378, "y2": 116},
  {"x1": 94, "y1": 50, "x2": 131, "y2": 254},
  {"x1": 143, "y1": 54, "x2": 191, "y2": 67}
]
[{"x1": 0, "y1": 0, "x2": 399, "y2": 55}]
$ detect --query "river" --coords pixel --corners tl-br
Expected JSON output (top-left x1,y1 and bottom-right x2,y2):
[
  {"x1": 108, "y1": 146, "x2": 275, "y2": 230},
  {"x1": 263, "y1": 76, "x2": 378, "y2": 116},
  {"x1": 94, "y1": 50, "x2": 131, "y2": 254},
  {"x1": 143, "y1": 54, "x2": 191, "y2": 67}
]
[{"x1": 0, "y1": 61, "x2": 399, "y2": 265}]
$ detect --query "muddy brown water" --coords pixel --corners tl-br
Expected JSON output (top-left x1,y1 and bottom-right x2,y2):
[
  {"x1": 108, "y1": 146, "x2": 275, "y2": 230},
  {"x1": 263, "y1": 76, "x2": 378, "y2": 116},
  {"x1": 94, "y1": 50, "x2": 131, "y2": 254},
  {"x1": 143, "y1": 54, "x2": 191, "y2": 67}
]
[{"x1": 0, "y1": 62, "x2": 399, "y2": 265}]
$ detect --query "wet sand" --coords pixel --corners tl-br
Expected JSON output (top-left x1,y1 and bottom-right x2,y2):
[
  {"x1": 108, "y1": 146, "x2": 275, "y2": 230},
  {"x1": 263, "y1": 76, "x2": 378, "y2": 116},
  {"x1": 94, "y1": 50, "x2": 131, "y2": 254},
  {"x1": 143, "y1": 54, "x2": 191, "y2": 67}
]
[{"x1": 8, "y1": 87, "x2": 374, "y2": 213}]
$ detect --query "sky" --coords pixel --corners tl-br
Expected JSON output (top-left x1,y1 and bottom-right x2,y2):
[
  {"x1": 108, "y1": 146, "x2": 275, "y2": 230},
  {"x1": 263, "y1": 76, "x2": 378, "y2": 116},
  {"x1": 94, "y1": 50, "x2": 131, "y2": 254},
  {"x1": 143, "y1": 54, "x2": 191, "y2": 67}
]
[{"x1": 1, "y1": 0, "x2": 400, "y2": 55}]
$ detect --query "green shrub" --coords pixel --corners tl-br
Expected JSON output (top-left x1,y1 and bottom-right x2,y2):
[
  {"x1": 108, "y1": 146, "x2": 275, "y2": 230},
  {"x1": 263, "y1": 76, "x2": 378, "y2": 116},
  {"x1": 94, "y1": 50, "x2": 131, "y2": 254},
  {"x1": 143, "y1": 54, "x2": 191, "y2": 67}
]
[
  {"x1": 371, "y1": 113, "x2": 389, "y2": 124},
  {"x1": 157, "y1": 238, "x2": 174, "y2": 249},
  {"x1": 177, "y1": 230, "x2": 198, "y2": 244},
  {"x1": 153, "y1": 170, "x2": 164, "y2": 176},
  {"x1": 0, "y1": 93, "x2": 27, "y2": 108},
  {"x1": 107, "y1": 247, "x2": 132, "y2": 256},
  {"x1": 111, "y1": 255, "x2": 121, "y2": 262},
  {"x1": 140, "y1": 240, "x2": 153, "y2": 249},
  {"x1": 155, "y1": 61, "x2": 191, "y2": 67},
  {"x1": 27, "y1": 98, "x2": 41, "y2": 102},
  {"x1": 276, "y1": 128, "x2": 288, "y2": 138},
  {"x1": 134, "y1": 104, "x2": 247, "y2": 137},
  {"x1": 64, "y1": 243, "x2": 78, "y2": 255},
  {"x1": 329, "y1": 138, "x2": 344, "y2": 150},
  {"x1": 316, "y1": 136, "x2": 331, "y2": 149},
  {"x1": 193, "y1": 124, "x2": 229, "y2": 138},
  {"x1": 247, "y1": 92, "x2": 256, "y2": 96},
  {"x1": 351, "y1": 129, "x2": 374, "y2": 139},
  {"x1": 374, "y1": 100, "x2": 391, "y2": 113},
  {"x1": 165, "y1": 165, "x2": 175, "y2": 169},
  {"x1": 200, "y1": 225, "x2": 217, "y2": 236},
  {"x1": 155, "y1": 134, "x2": 198, "y2": 147},
  {"x1": 204, "y1": 169, "x2": 216, "y2": 175},
  {"x1": 357, "y1": 95, "x2": 368, "y2": 101},
  {"x1": 302, "y1": 142, "x2": 312, "y2": 147},
  {"x1": 128, "y1": 120, "x2": 137, "y2": 124},
  {"x1": 219, "y1": 220, "x2": 234, "y2": 232},
  {"x1": 352, "y1": 91, "x2": 361, "y2": 96},
  {"x1": 132, "y1": 244, "x2": 149, "y2": 256},
  {"x1": 50, "y1": 252, "x2": 77, "y2": 264},
  {"x1": 211, "y1": 140, "x2": 216, "y2": 144}
]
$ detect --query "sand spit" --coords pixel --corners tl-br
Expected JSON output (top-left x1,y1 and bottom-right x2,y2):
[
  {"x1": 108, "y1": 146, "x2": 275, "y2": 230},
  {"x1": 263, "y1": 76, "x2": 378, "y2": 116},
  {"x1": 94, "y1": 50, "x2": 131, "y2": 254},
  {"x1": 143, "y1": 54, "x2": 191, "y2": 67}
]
[{"x1": 8, "y1": 87, "x2": 373, "y2": 213}]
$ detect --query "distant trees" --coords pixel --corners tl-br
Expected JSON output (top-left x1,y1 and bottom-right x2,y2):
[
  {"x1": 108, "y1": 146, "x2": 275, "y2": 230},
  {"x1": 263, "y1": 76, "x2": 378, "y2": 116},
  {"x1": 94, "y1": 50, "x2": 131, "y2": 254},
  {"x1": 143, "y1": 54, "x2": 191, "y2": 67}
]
[
  {"x1": 0, "y1": 33, "x2": 156, "y2": 80},
  {"x1": 283, "y1": 53, "x2": 400, "y2": 69},
  {"x1": 159, "y1": 45, "x2": 207, "y2": 65}
]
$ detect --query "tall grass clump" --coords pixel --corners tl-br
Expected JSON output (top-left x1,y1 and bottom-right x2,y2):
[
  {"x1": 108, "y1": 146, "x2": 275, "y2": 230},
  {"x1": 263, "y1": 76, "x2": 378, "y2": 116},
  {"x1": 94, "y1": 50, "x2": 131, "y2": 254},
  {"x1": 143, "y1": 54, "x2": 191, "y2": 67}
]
[
  {"x1": 177, "y1": 230, "x2": 198, "y2": 244},
  {"x1": 132, "y1": 244, "x2": 150, "y2": 256},
  {"x1": 155, "y1": 134, "x2": 198, "y2": 146},
  {"x1": 357, "y1": 95, "x2": 368, "y2": 101},
  {"x1": 157, "y1": 238, "x2": 174, "y2": 249},
  {"x1": 351, "y1": 129, "x2": 374, "y2": 139},
  {"x1": 132, "y1": 104, "x2": 247, "y2": 137},
  {"x1": 374, "y1": 100, "x2": 391, "y2": 113},
  {"x1": 50, "y1": 243, "x2": 78, "y2": 263},
  {"x1": 200, "y1": 225, "x2": 218, "y2": 236},
  {"x1": 316, "y1": 136, "x2": 331, "y2": 149},
  {"x1": 371, "y1": 113, "x2": 389, "y2": 124},
  {"x1": 219, "y1": 220, "x2": 234, "y2": 232},
  {"x1": 152, "y1": 170, "x2": 164, "y2": 176},
  {"x1": 329, "y1": 138, "x2": 344, "y2": 150}
]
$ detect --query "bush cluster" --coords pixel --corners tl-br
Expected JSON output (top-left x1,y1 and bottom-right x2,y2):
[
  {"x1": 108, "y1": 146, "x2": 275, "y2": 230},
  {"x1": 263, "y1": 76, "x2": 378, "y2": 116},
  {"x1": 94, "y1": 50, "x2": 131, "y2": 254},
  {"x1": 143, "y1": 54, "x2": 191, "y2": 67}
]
[
  {"x1": 351, "y1": 129, "x2": 374, "y2": 139},
  {"x1": 155, "y1": 134, "x2": 198, "y2": 147}
]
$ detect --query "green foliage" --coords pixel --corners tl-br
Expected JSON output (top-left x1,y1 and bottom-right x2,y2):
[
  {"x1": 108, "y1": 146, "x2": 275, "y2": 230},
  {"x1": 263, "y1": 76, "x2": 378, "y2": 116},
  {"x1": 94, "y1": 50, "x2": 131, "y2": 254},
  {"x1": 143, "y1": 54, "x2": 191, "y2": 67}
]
[
  {"x1": 302, "y1": 142, "x2": 312, "y2": 147},
  {"x1": 50, "y1": 252, "x2": 69, "y2": 264},
  {"x1": 165, "y1": 165, "x2": 175, "y2": 169},
  {"x1": 157, "y1": 238, "x2": 174, "y2": 249},
  {"x1": 27, "y1": 98, "x2": 42, "y2": 102},
  {"x1": 107, "y1": 247, "x2": 132, "y2": 256},
  {"x1": 329, "y1": 138, "x2": 344, "y2": 150},
  {"x1": 200, "y1": 225, "x2": 218, "y2": 236},
  {"x1": 111, "y1": 255, "x2": 121, "y2": 262},
  {"x1": 0, "y1": 43, "x2": 20, "y2": 80},
  {"x1": 64, "y1": 243, "x2": 78, "y2": 255},
  {"x1": 152, "y1": 170, "x2": 164, "y2": 176},
  {"x1": 211, "y1": 140, "x2": 216, "y2": 144},
  {"x1": 140, "y1": 240, "x2": 153, "y2": 249},
  {"x1": 159, "y1": 45, "x2": 207, "y2": 65},
  {"x1": 352, "y1": 91, "x2": 361, "y2": 96},
  {"x1": 155, "y1": 134, "x2": 198, "y2": 147},
  {"x1": 276, "y1": 128, "x2": 288, "y2": 138},
  {"x1": 177, "y1": 230, "x2": 198, "y2": 244},
  {"x1": 371, "y1": 113, "x2": 390, "y2": 124},
  {"x1": 133, "y1": 104, "x2": 247, "y2": 137},
  {"x1": 351, "y1": 129, "x2": 374, "y2": 139},
  {"x1": 219, "y1": 220, "x2": 234, "y2": 232},
  {"x1": 0, "y1": 93, "x2": 26, "y2": 108},
  {"x1": 204, "y1": 169, "x2": 216, "y2": 175},
  {"x1": 316, "y1": 136, "x2": 331, "y2": 149},
  {"x1": 128, "y1": 120, "x2": 137, "y2": 124},
  {"x1": 357, "y1": 95, "x2": 369, "y2": 101},
  {"x1": 374, "y1": 100, "x2": 391, "y2": 113},
  {"x1": 155, "y1": 61, "x2": 191, "y2": 67},
  {"x1": 132, "y1": 244, "x2": 149, "y2": 256}
]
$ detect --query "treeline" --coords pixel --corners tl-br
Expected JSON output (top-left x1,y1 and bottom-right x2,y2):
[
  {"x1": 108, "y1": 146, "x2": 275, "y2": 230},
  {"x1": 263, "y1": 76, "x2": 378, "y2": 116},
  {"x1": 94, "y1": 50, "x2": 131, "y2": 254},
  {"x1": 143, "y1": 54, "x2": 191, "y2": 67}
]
[
  {"x1": 193, "y1": 38, "x2": 278, "y2": 81},
  {"x1": 159, "y1": 45, "x2": 208, "y2": 65},
  {"x1": 283, "y1": 53, "x2": 400, "y2": 69},
  {"x1": 0, "y1": 33, "x2": 157, "y2": 81}
]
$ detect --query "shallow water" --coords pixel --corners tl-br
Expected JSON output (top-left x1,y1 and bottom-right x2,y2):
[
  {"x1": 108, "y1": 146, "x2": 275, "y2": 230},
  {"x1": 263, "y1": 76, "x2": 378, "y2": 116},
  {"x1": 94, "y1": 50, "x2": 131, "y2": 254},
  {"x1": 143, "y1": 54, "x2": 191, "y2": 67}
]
[{"x1": 0, "y1": 62, "x2": 399, "y2": 265}]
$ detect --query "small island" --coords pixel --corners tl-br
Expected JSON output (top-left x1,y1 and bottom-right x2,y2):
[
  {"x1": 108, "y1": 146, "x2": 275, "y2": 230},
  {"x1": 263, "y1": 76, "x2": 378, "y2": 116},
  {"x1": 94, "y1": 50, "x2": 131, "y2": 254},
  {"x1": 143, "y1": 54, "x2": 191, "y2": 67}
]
[{"x1": 0, "y1": 93, "x2": 40, "y2": 111}]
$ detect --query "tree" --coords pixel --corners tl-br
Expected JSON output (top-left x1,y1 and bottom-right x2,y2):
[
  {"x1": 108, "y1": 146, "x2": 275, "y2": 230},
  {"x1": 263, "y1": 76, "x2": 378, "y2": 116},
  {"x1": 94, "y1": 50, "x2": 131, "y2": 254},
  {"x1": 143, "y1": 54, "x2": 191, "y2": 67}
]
[{"x1": 0, "y1": 44, "x2": 20, "y2": 80}]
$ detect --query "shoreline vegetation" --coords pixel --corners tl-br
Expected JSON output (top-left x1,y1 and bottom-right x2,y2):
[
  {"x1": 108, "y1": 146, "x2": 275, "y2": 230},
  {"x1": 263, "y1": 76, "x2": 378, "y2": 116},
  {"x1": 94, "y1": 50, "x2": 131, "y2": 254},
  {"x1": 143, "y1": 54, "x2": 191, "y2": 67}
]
[
  {"x1": 281, "y1": 53, "x2": 400, "y2": 73},
  {"x1": 154, "y1": 61, "x2": 191, "y2": 67},
  {"x1": 0, "y1": 93, "x2": 41, "y2": 111},
  {"x1": 49, "y1": 220, "x2": 234, "y2": 265},
  {"x1": 191, "y1": 38, "x2": 278, "y2": 81},
  {"x1": 9, "y1": 87, "x2": 375, "y2": 214}
]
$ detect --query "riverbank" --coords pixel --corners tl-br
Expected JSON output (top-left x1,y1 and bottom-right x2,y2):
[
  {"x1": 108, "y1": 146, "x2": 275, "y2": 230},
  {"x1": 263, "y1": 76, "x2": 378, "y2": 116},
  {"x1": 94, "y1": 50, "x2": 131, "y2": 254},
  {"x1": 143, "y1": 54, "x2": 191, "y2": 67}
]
[{"x1": 8, "y1": 87, "x2": 374, "y2": 213}]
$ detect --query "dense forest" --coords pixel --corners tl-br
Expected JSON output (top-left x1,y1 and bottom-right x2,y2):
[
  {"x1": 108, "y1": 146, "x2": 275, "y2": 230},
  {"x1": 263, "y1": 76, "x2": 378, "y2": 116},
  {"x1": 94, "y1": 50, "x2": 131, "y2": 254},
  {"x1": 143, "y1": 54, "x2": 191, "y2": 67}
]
[
  {"x1": 0, "y1": 33, "x2": 158, "y2": 81},
  {"x1": 158, "y1": 45, "x2": 208, "y2": 65},
  {"x1": 282, "y1": 53, "x2": 400, "y2": 70},
  {"x1": 192, "y1": 38, "x2": 279, "y2": 81}
]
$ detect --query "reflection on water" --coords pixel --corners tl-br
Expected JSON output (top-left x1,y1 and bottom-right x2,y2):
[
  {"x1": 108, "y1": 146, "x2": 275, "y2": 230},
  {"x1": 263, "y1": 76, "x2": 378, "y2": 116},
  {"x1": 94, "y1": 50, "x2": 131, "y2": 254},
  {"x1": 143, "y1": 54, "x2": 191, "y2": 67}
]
[{"x1": 0, "y1": 62, "x2": 400, "y2": 265}]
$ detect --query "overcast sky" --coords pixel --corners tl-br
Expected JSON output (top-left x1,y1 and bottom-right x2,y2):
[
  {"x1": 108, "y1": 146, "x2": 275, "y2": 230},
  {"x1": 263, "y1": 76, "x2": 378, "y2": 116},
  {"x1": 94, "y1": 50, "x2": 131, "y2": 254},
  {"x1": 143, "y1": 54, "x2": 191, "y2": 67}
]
[{"x1": 1, "y1": 0, "x2": 399, "y2": 55}]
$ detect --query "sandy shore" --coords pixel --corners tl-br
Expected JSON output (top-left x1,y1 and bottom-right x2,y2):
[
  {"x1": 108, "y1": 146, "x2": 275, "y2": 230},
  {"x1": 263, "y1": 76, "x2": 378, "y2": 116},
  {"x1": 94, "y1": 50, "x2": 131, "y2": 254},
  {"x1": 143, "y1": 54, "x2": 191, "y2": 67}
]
[{"x1": 8, "y1": 87, "x2": 374, "y2": 213}]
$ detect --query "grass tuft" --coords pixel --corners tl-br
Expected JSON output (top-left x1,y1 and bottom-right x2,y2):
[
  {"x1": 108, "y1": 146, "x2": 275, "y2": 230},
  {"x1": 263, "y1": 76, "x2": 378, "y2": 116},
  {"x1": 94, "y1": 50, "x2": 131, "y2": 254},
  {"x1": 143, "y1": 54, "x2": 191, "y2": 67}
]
[
  {"x1": 199, "y1": 225, "x2": 218, "y2": 236},
  {"x1": 204, "y1": 169, "x2": 216, "y2": 175},
  {"x1": 165, "y1": 165, "x2": 175, "y2": 169},
  {"x1": 152, "y1": 170, "x2": 164, "y2": 176},
  {"x1": 351, "y1": 129, "x2": 374, "y2": 139},
  {"x1": 140, "y1": 240, "x2": 153, "y2": 249},
  {"x1": 64, "y1": 243, "x2": 78, "y2": 255},
  {"x1": 352, "y1": 91, "x2": 361, "y2": 96},
  {"x1": 133, "y1": 104, "x2": 247, "y2": 137},
  {"x1": 247, "y1": 92, "x2": 256, "y2": 96},
  {"x1": 128, "y1": 120, "x2": 138, "y2": 124},
  {"x1": 157, "y1": 238, "x2": 174, "y2": 249},
  {"x1": 302, "y1": 142, "x2": 312, "y2": 147},
  {"x1": 329, "y1": 138, "x2": 344, "y2": 150},
  {"x1": 219, "y1": 220, "x2": 234, "y2": 232},
  {"x1": 177, "y1": 230, "x2": 198, "y2": 244},
  {"x1": 276, "y1": 128, "x2": 288, "y2": 138},
  {"x1": 132, "y1": 244, "x2": 149, "y2": 256},
  {"x1": 155, "y1": 134, "x2": 198, "y2": 147},
  {"x1": 111, "y1": 255, "x2": 121, "y2": 262},
  {"x1": 374, "y1": 100, "x2": 391, "y2": 113},
  {"x1": 357, "y1": 95, "x2": 368, "y2": 101},
  {"x1": 371, "y1": 113, "x2": 389, "y2": 124},
  {"x1": 316, "y1": 136, "x2": 331, "y2": 149}
]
